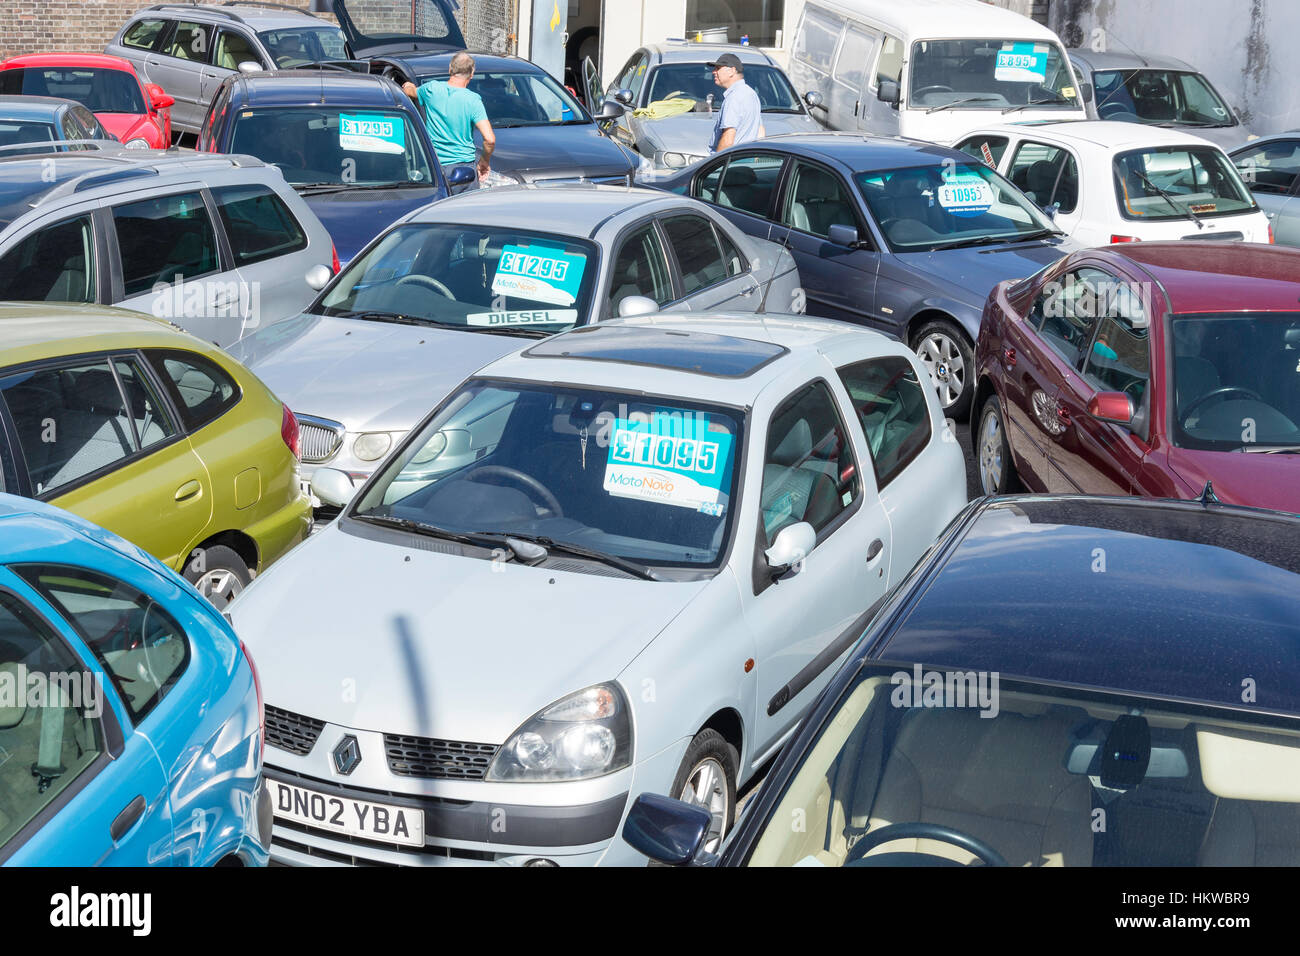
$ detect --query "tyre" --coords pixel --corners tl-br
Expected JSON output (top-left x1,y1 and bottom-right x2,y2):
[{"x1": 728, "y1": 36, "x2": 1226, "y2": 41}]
[
  {"x1": 184, "y1": 544, "x2": 252, "y2": 611},
  {"x1": 668, "y1": 729, "x2": 739, "y2": 857},
  {"x1": 976, "y1": 395, "x2": 1020, "y2": 495},
  {"x1": 912, "y1": 320, "x2": 974, "y2": 421}
]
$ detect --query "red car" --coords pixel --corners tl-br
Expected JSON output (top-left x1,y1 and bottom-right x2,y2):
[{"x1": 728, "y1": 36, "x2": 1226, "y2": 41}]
[
  {"x1": 0, "y1": 53, "x2": 173, "y2": 148},
  {"x1": 972, "y1": 242, "x2": 1300, "y2": 513}
]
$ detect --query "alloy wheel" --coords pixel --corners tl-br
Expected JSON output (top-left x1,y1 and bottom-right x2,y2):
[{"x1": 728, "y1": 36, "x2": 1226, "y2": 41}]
[
  {"x1": 917, "y1": 331, "x2": 966, "y2": 409},
  {"x1": 679, "y1": 756, "x2": 731, "y2": 854}
]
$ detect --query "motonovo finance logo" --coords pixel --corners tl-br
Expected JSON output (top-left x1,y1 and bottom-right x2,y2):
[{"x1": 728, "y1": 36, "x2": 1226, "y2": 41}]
[
  {"x1": 890, "y1": 664, "x2": 1000, "y2": 718},
  {"x1": 49, "y1": 887, "x2": 151, "y2": 936}
]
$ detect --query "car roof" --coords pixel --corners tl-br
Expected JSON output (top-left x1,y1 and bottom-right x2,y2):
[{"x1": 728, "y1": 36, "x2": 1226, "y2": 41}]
[
  {"x1": 2, "y1": 53, "x2": 139, "y2": 73},
  {"x1": 404, "y1": 184, "x2": 695, "y2": 237},
  {"x1": 808, "y1": 0, "x2": 1062, "y2": 42},
  {"x1": 140, "y1": 3, "x2": 328, "y2": 29},
  {"x1": 877, "y1": 495, "x2": 1300, "y2": 714},
  {"x1": 476, "y1": 313, "x2": 894, "y2": 405},
  {"x1": 0, "y1": 95, "x2": 71, "y2": 120},
  {"x1": 0, "y1": 302, "x2": 205, "y2": 361},
  {"x1": 751, "y1": 132, "x2": 969, "y2": 170},
  {"x1": 965, "y1": 120, "x2": 1221, "y2": 151},
  {"x1": 228, "y1": 69, "x2": 405, "y2": 108},
  {"x1": 643, "y1": 42, "x2": 776, "y2": 66},
  {"x1": 0, "y1": 149, "x2": 268, "y2": 231},
  {"x1": 1097, "y1": 242, "x2": 1300, "y2": 314},
  {"x1": 1068, "y1": 48, "x2": 1196, "y2": 73}
]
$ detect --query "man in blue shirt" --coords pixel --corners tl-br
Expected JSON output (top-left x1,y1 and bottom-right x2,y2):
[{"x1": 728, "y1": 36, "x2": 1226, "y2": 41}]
[
  {"x1": 707, "y1": 53, "x2": 762, "y2": 153},
  {"x1": 402, "y1": 51, "x2": 496, "y2": 192}
]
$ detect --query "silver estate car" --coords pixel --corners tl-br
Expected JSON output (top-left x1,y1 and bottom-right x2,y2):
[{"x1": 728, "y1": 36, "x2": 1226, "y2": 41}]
[
  {"x1": 228, "y1": 183, "x2": 801, "y2": 512},
  {"x1": 228, "y1": 314, "x2": 969, "y2": 866},
  {"x1": 0, "y1": 146, "x2": 334, "y2": 345}
]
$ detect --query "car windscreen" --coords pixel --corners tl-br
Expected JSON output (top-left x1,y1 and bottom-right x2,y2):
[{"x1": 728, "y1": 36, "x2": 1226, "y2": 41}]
[
  {"x1": 1170, "y1": 313, "x2": 1300, "y2": 452},
  {"x1": 908, "y1": 38, "x2": 1081, "y2": 110},
  {"x1": 257, "y1": 27, "x2": 349, "y2": 67},
  {"x1": 1113, "y1": 146, "x2": 1256, "y2": 221},
  {"x1": 1093, "y1": 69, "x2": 1236, "y2": 127},
  {"x1": 317, "y1": 223, "x2": 597, "y2": 334},
  {"x1": 418, "y1": 70, "x2": 590, "y2": 127},
  {"x1": 352, "y1": 379, "x2": 743, "y2": 568},
  {"x1": 229, "y1": 107, "x2": 434, "y2": 186},
  {"x1": 0, "y1": 67, "x2": 145, "y2": 114},
  {"x1": 645, "y1": 64, "x2": 802, "y2": 112},
  {"x1": 855, "y1": 161, "x2": 1058, "y2": 252},
  {"x1": 745, "y1": 665, "x2": 1300, "y2": 866}
]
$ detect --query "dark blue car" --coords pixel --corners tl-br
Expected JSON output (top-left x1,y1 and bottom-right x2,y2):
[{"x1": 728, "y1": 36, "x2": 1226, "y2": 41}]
[
  {"x1": 199, "y1": 69, "x2": 467, "y2": 266},
  {"x1": 624, "y1": 493, "x2": 1300, "y2": 867},
  {"x1": 650, "y1": 134, "x2": 1081, "y2": 418}
]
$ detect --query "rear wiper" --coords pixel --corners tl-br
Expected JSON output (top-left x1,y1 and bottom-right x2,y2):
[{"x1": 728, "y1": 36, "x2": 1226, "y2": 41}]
[
  {"x1": 477, "y1": 531, "x2": 664, "y2": 581},
  {"x1": 1002, "y1": 94, "x2": 1071, "y2": 114},
  {"x1": 1240, "y1": 444, "x2": 1300, "y2": 454},
  {"x1": 926, "y1": 96, "x2": 997, "y2": 114},
  {"x1": 1130, "y1": 167, "x2": 1203, "y2": 228}
]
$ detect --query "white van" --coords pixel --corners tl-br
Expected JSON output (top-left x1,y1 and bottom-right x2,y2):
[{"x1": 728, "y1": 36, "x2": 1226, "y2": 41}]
[{"x1": 789, "y1": 0, "x2": 1087, "y2": 145}]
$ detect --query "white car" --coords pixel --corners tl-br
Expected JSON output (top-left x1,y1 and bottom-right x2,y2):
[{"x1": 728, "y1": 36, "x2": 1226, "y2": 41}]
[
  {"x1": 955, "y1": 121, "x2": 1272, "y2": 247},
  {"x1": 228, "y1": 313, "x2": 968, "y2": 866}
]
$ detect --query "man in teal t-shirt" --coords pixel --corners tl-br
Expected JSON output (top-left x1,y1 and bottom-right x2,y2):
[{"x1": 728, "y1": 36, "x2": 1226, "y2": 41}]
[{"x1": 402, "y1": 51, "x2": 496, "y2": 192}]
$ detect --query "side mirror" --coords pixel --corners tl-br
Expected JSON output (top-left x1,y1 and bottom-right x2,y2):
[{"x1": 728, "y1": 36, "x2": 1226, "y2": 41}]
[
  {"x1": 618, "y1": 294, "x2": 659, "y2": 318},
  {"x1": 613, "y1": 88, "x2": 634, "y2": 107},
  {"x1": 1087, "y1": 391, "x2": 1134, "y2": 427},
  {"x1": 305, "y1": 263, "x2": 333, "y2": 291},
  {"x1": 827, "y1": 223, "x2": 859, "y2": 247},
  {"x1": 765, "y1": 521, "x2": 815, "y2": 577},
  {"x1": 238, "y1": 60, "x2": 263, "y2": 74},
  {"x1": 622, "y1": 793, "x2": 714, "y2": 866},
  {"x1": 593, "y1": 99, "x2": 626, "y2": 121},
  {"x1": 1079, "y1": 82, "x2": 1093, "y2": 104},
  {"x1": 803, "y1": 90, "x2": 824, "y2": 111},
  {"x1": 146, "y1": 84, "x2": 174, "y2": 111},
  {"x1": 445, "y1": 165, "x2": 477, "y2": 187},
  {"x1": 877, "y1": 79, "x2": 900, "y2": 107},
  {"x1": 310, "y1": 467, "x2": 356, "y2": 508}
]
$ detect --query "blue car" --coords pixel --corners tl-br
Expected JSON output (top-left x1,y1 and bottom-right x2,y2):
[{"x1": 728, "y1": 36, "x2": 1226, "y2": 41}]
[
  {"x1": 650, "y1": 134, "x2": 1080, "y2": 418},
  {"x1": 0, "y1": 495, "x2": 268, "y2": 866},
  {"x1": 199, "y1": 69, "x2": 470, "y2": 266}
]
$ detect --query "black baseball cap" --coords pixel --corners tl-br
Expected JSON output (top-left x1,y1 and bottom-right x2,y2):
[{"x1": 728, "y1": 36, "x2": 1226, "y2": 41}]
[{"x1": 707, "y1": 53, "x2": 744, "y2": 72}]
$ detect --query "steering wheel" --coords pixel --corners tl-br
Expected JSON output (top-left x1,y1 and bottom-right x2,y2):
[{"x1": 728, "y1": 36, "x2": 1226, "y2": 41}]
[
  {"x1": 845, "y1": 822, "x2": 1009, "y2": 866},
  {"x1": 912, "y1": 85, "x2": 954, "y2": 99},
  {"x1": 463, "y1": 465, "x2": 564, "y2": 517},
  {"x1": 396, "y1": 274, "x2": 455, "y2": 299},
  {"x1": 1181, "y1": 386, "x2": 1265, "y2": 424}
]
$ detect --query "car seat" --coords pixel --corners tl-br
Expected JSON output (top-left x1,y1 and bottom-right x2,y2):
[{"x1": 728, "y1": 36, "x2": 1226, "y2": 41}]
[
  {"x1": 760, "y1": 418, "x2": 841, "y2": 541},
  {"x1": 40, "y1": 369, "x2": 133, "y2": 491},
  {"x1": 1024, "y1": 160, "x2": 1060, "y2": 207},
  {"x1": 789, "y1": 167, "x2": 855, "y2": 237}
]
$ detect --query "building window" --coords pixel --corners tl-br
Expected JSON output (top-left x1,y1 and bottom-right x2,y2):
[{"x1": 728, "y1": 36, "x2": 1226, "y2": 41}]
[{"x1": 686, "y1": 0, "x2": 786, "y2": 47}]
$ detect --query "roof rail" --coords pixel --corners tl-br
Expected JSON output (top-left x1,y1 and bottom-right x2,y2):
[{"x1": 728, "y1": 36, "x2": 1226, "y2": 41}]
[
  {"x1": 73, "y1": 166, "x2": 161, "y2": 192},
  {"x1": 147, "y1": 4, "x2": 247, "y2": 24},
  {"x1": 221, "y1": 0, "x2": 313, "y2": 13}
]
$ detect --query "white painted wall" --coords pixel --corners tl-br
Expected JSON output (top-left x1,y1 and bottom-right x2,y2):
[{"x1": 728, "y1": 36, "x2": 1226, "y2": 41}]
[
  {"x1": 599, "y1": 0, "x2": 689, "y2": 84},
  {"x1": 1043, "y1": 0, "x2": 1299, "y2": 133}
]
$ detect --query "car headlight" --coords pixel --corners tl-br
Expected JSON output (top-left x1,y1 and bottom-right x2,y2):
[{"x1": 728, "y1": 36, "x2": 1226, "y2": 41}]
[
  {"x1": 487, "y1": 683, "x2": 632, "y2": 782},
  {"x1": 124, "y1": 138, "x2": 150, "y2": 149},
  {"x1": 660, "y1": 151, "x2": 687, "y2": 168},
  {"x1": 479, "y1": 169, "x2": 519, "y2": 189},
  {"x1": 352, "y1": 431, "x2": 394, "y2": 461}
]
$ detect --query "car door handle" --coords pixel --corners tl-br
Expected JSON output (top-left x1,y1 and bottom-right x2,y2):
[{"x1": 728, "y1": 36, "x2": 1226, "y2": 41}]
[
  {"x1": 110, "y1": 795, "x2": 146, "y2": 841},
  {"x1": 175, "y1": 479, "x2": 202, "y2": 501},
  {"x1": 866, "y1": 539, "x2": 884, "y2": 562}
]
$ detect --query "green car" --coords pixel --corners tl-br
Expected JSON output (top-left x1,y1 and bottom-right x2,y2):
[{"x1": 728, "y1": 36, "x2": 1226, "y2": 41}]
[{"x1": 0, "y1": 303, "x2": 311, "y2": 606}]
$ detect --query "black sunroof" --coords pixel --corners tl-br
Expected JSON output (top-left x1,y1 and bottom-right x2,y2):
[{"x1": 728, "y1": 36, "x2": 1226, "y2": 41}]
[{"x1": 523, "y1": 325, "x2": 787, "y2": 378}]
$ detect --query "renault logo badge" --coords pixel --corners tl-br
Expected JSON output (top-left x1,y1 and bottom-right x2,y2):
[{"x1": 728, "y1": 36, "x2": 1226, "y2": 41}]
[{"x1": 333, "y1": 735, "x2": 362, "y2": 775}]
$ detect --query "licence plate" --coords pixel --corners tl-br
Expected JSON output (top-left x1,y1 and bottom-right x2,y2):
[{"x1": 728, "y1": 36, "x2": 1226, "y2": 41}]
[{"x1": 267, "y1": 778, "x2": 425, "y2": 847}]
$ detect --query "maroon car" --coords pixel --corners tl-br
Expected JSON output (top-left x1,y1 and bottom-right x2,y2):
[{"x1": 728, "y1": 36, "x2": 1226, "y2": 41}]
[{"x1": 972, "y1": 242, "x2": 1300, "y2": 513}]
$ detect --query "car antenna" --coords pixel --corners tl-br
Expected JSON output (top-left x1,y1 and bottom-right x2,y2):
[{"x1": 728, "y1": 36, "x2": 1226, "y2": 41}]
[
  {"x1": 1096, "y1": 29, "x2": 1149, "y2": 68},
  {"x1": 1199, "y1": 481, "x2": 1220, "y2": 506}
]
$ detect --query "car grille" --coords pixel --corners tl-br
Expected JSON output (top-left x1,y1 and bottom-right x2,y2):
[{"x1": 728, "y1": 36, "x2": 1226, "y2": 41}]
[
  {"x1": 265, "y1": 705, "x2": 326, "y2": 755},
  {"x1": 535, "y1": 174, "x2": 629, "y2": 187},
  {"x1": 384, "y1": 733, "x2": 499, "y2": 780},
  {"x1": 296, "y1": 415, "x2": 345, "y2": 463}
]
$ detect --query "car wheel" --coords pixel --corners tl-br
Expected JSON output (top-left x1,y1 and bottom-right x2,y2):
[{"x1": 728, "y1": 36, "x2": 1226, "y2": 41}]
[
  {"x1": 976, "y1": 396, "x2": 1019, "y2": 495},
  {"x1": 912, "y1": 320, "x2": 974, "y2": 421},
  {"x1": 184, "y1": 545, "x2": 252, "y2": 610},
  {"x1": 667, "y1": 729, "x2": 738, "y2": 858}
]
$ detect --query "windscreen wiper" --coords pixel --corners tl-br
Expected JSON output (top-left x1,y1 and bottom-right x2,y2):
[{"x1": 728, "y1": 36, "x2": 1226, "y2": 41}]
[
  {"x1": 1130, "y1": 168, "x2": 1203, "y2": 228},
  {"x1": 927, "y1": 234, "x2": 1013, "y2": 252},
  {"x1": 926, "y1": 96, "x2": 998, "y2": 114},
  {"x1": 353, "y1": 515, "x2": 505, "y2": 548},
  {"x1": 1002, "y1": 94, "x2": 1071, "y2": 114},
  {"x1": 1240, "y1": 444, "x2": 1300, "y2": 454},
  {"x1": 475, "y1": 531, "x2": 663, "y2": 581},
  {"x1": 1008, "y1": 227, "x2": 1067, "y2": 242}
]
